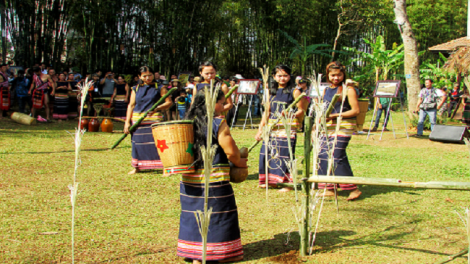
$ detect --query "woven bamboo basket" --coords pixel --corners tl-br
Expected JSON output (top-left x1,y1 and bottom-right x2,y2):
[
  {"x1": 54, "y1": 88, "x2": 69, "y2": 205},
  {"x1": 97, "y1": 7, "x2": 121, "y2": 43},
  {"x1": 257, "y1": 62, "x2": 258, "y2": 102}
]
[
  {"x1": 356, "y1": 98, "x2": 369, "y2": 132},
  {"x1": 151, "y1": 120, "x2": 195, "y2": 175}
]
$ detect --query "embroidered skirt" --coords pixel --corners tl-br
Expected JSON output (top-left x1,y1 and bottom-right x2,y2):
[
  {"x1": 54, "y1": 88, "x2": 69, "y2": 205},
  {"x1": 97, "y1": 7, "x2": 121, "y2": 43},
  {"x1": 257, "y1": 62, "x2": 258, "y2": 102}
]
[
  {"x1": 130, "y1": 112, "x2": 164, "y2": 170},
  {"x1": 177, "y1": 178, "x2": 243, "y2": 261},
  {"x1": 68, "y1": 92, "x2": 78, "y2": 118},
  {"x1": 0, "y1": 87, "x2": 10, "y2": 110},
  {"x1": 258, "y1": 117, "x2": 299, "y2": 185},
  {"x1": 32, "y1": 89, "x2": 45, "y2": 109},
  {"x1": 53, "y1": 94, "x2": 69, "y2": 119},
  {"x1": 114, "y1": 95, "x2": 128, "y2": 120},
  {"x1": 317, "y1": 118, "x2": 357, "y2": 190}
]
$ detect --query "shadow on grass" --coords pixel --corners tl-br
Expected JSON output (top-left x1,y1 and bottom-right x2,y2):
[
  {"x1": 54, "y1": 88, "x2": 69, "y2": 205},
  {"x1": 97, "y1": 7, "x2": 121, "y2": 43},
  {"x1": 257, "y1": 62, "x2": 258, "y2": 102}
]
[
  {"x1": 1, "y1": 147, "x2": 124, "y2": 155},
  {"x1": 1, "y1": 118, "x2": 125, "y2": 132},
  {"x1": 312, "y1": 222, "x2": 451, "y2": 258},
  {"x1": 246, "y1": 173, "x2": 258, "y2": 181},
  {"x1": 242, "y1": 227, "x2": 446, "y2": 263},
  {"x1": 351, "y1": 185, "x2": 421, "y2": 201},
  {"x1": 242, "y1": 232, "x2": 301, "y2": 262}
]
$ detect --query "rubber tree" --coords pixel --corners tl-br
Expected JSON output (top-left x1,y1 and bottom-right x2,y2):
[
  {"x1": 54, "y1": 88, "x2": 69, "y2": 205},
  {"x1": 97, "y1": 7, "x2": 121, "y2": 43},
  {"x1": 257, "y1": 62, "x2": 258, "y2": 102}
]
[{"x1": 393, "y1": 0, "x2": 421, "y2": 111}]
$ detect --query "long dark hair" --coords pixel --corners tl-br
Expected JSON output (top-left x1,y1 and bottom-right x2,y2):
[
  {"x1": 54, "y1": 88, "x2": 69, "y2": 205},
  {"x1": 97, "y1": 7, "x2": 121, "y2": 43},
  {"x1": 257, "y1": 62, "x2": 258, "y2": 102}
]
[
  {"x1": 270, "y1": 64, "x2": 295, "y2": 96},
  {"x1": 198, "y1": 61, "x2": 218, "y2": 73},
  {"x1": 185, "y1": 89, "x2": 225, "y2": 170},
  {"x1": 138, "y1": 66, "x2": 154, "y2": 76}
]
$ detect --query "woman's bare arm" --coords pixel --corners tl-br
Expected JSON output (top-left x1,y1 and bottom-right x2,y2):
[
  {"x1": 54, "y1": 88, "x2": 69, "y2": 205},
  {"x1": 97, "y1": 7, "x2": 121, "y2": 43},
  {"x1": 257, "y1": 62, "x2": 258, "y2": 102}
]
[{"x1": 218, "y1": 121, "x2": 247, "y2": 168}]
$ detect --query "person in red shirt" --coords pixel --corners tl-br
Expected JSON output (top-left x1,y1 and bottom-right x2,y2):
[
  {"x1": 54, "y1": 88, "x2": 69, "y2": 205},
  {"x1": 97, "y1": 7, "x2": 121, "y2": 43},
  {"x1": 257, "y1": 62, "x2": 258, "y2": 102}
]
[{"x1": 448, "y1": 83, "x2": 462, "y2": 118}]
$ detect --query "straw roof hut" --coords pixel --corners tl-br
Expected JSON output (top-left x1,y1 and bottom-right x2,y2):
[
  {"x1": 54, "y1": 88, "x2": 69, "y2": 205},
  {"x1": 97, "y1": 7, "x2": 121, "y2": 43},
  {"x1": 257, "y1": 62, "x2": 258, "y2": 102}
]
[{"x1": 428, "y1": 37, "x2": 470, "y2": 74}]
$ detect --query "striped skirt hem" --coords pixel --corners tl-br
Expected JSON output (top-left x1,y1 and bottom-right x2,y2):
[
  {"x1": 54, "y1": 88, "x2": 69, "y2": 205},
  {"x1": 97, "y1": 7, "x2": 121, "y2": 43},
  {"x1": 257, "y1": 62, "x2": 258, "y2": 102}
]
[
  {"x1": 259, "y1": 173, "x2": 292, "y2": 185},
  {"x1": 131, "y1": 158, "x2": 163, "y2": 170},
  {"x1": 178, "y1": 181, "x2": 242, "y2": 261},
  {"x1": 177, "y1": 239, "x2": 243, "y2": 261}
]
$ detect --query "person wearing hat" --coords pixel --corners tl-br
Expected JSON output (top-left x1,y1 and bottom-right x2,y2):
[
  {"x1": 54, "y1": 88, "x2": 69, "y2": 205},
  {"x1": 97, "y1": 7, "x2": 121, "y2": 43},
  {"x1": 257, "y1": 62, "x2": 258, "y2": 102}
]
[
  {"x1": 193, "y1": 76, "x2": 201, "y2": 85},
  {"x1": 186, "y1": 83, "x2": 194, "y2": 105}
]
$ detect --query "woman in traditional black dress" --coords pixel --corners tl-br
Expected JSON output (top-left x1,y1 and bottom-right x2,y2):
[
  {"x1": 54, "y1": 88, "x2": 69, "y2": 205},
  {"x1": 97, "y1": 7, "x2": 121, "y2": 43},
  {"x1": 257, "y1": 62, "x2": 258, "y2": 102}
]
[
  {"x1": 255, "y1": 65, "x2": 306, "y2": 192},
  {"x1": 124, "y1": 66, "x2": 172, "y2": 174},
  {"x1": 318, "y1": 61, "x2": 362, "y2": 201},
  {"x1": 178, "y1": 90, "x2": 246, "y2": 264},
  {"x1": 111, "y1": 76, "x2": 129, "y2": 120},
  {"x1": 53, "y1": 73, "x2": 72, "y2": 120}
]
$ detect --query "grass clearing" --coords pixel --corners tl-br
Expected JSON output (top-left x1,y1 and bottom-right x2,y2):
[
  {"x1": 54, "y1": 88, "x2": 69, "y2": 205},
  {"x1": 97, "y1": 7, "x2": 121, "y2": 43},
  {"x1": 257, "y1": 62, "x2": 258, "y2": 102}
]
[{"x1": 1, "y1": 110, "x2": 470, "y2": 263}]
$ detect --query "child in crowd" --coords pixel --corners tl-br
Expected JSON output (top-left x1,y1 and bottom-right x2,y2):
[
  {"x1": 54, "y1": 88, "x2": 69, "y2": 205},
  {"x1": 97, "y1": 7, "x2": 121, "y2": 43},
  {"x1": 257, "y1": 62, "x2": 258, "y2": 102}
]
[
  {"x1": 185, "y1": 84, "x2": 194, "y2": 106},
  {"x1": 175, "y1": 90, "x2": 188, "y2": 119}
]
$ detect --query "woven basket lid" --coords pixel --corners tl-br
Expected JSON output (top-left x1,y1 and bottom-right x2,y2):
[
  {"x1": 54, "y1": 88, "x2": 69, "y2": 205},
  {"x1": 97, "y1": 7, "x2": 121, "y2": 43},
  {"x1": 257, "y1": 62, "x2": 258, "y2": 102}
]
[{"x1": 151, "y1": 120, "x2": 194, "y2": 127}]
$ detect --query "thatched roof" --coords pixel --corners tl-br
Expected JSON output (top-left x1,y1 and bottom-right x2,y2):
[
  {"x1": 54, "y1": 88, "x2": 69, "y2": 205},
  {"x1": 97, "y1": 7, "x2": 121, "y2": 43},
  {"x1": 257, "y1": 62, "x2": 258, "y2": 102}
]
[
  {"x1": 429, "y1": 37, "x2": 470, "y2": 53},
  {"x1": 443, "y1": 47, "x2": 470, "y2": 74}
]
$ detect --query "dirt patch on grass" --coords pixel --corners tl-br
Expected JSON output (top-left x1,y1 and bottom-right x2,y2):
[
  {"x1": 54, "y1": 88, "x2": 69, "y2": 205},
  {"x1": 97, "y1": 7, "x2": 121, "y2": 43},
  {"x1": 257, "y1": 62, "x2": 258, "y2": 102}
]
[
  {"x1": 15, "y1": 187, "x2": 31, "y2": 194},
  {"x1": 267, "y1": 250, "x2": 302, "y2": 263}
]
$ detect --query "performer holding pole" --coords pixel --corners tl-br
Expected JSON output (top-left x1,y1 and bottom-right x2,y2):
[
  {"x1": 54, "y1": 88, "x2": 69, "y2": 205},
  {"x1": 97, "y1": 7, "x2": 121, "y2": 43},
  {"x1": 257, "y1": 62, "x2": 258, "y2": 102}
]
[
  {"x1": 254, "y1": 65, "x2": 306, "y2": 192},
  {"x1": 124, "y1": 66, "x2": 173, "y2": 175},
  {"x1": 318, "y1": 61, "x2": 362, "y2": 201}
]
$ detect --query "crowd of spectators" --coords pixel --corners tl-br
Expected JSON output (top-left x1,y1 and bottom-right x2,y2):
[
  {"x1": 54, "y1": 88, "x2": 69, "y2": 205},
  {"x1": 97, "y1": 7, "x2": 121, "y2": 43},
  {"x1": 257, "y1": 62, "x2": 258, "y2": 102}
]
[{"x1": 0, "y1": 62, "x2": 264, "y2": 125}]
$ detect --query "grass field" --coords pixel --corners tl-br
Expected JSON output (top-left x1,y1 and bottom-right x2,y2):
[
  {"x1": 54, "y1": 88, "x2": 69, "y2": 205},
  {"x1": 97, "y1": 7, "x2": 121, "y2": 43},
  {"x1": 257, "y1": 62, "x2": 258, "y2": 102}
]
[{"x1": 1, "y1": 110, "x2": 470, "y2": 263}]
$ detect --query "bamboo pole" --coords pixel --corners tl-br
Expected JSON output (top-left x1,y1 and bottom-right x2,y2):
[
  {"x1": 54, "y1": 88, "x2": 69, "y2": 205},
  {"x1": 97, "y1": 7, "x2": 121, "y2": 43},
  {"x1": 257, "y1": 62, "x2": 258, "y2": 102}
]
[
  {"x1": 247, "y1": 93, "x2": 306, "y2": 153},
  {"x1": 225, "y1": 85, "x2": 239, "y2": 99},
  {"x1": 434, "y1": 249, "x2": 468, "y2": 264},
  {"x1": 110, "y1": 88, "x2": 176, "y2": 149},
  {"x1": 258, "y1": 65, "x2": 271, "y2": 200},
  {"x1": 195, "y1": 80, "x2": 219, "y2": 264},
  {"x1": 80, "y1": 116, "x2": 125, "y2": 122},
  {"x1": 307, "y1": 176, "x2": 470, "y2": 191},
  {"x1": 300, "y1": 116, "x2": 313, "y2": 257}
]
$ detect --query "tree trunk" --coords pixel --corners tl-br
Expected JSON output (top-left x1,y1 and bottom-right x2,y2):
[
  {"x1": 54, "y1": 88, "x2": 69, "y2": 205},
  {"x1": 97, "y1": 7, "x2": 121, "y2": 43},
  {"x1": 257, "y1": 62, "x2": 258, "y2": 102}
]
[
  {"x1": 1, "y1": 4, "x2": 6, "y2": 64},
  {"x1": 394, "y1": 0, "x2": 420, "y2": 111}
]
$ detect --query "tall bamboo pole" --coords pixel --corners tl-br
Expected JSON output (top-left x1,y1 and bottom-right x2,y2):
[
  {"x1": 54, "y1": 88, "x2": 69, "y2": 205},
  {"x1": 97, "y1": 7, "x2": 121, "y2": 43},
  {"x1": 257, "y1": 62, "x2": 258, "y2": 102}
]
[
  {"x1": 300, "y1": 116, "x2": 313, "y2": 256},
  {"x1": 195, "y1": 80, "x2": 219, "y2": 264}
]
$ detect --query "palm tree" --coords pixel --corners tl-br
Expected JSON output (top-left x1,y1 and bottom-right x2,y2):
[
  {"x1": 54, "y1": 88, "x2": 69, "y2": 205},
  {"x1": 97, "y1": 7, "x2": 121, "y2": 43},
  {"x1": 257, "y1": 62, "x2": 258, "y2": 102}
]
[
  {"x1": 345, "y1": 36, "x2": 405, "y2": 83},
  {"x1": 279, "y1": 30, "x2": 335, "y2": 76}
]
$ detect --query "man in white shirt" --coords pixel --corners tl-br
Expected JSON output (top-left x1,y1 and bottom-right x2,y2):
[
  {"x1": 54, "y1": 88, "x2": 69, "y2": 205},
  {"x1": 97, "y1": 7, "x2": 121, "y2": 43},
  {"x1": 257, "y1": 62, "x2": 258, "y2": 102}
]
[
  {"x1": 414, "y1": 79, "x2": 446, "y2": 137},
  {"x1": 40, "y1": 63, "x2": 48, "y2": 75}
]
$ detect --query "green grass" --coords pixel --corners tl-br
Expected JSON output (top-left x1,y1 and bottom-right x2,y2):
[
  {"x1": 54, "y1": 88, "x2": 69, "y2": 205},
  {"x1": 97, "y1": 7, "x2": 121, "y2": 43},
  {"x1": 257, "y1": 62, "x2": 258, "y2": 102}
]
[{"x1": 1, "y1": 110, "x2": 470, "y2": 263}]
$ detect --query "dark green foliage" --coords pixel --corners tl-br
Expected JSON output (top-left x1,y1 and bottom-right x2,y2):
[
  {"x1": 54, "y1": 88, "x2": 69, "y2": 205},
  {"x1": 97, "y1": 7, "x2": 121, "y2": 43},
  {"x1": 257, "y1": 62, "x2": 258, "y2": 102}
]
[{"x1": 2, "y1": 0, "x2": 468, "y2": 79}]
